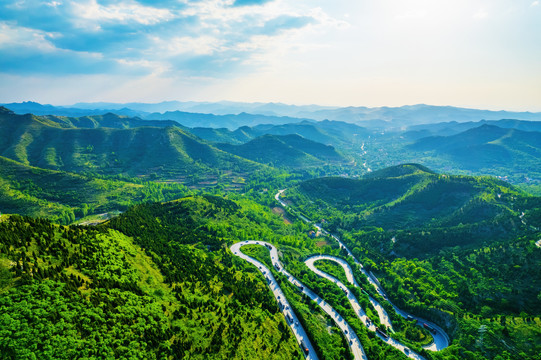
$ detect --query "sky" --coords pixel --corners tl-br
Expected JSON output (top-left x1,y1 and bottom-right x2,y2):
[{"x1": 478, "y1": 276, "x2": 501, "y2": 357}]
[{"x1": 0, "y1": 0, "x2": 540, "y2": 110}]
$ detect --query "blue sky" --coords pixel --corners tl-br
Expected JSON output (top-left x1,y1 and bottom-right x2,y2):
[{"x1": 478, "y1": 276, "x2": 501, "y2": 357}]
[{"x1": 0, "y1": 0, "x2": 540, "y2": 110}]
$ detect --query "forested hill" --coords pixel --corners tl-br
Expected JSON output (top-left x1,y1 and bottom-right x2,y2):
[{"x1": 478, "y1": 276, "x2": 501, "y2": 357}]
[
  {"x1": 216, "y1": 134, "x2": 346, "y2": 168},
  {"x1": 285, "y1": 164, "x2": 540, "y2": 254},
  {"x1": 0, "y1": 195, "x2": 311, "y2": 359},
  {"x1": 408, "y1": 124, "x2": 541, "y2": 176},
  {"x1": 43, "y1": 112, "x2": 180, "y2": 129},
  {"x1": 0, "y1": 107, "x2": 261, "y2": 179},
  {"x1": 0, "y1": 155, "x2": 193, "y2": 224},
  {"x1": 189, "y1": 120, "x2": 369, "y2": 148}
]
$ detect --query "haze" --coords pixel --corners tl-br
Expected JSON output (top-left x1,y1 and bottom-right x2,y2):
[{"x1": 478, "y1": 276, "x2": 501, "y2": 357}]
[{"x1": 1, "y1": 0, "x2": 540, "y2": 111}]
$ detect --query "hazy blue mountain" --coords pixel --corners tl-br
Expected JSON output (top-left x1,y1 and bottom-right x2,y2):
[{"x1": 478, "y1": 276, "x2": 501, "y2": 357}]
[
  {"x1": 1, "y1": 101, "x2": 146, "y2": 117},
  {"x1": 6, "y1": 102, "x2": 541, "y2": 131},
  {"x1": 71, "y1": 100, "x2": 189, "y2": 113},
  {"x1": 294, "y1": 104, "x2": 541, "y2": 128},
  {"x1": 403, "y1": 119, "x2": 541, "y2": 140},
  {"x1": 409, "y1": 124, "x2": 541, "y2": 172},
  {"x1": 144, "y1": 110, "x2": 313, "y2": 129},
  {"x1": 72, "y1": 100, "x2": 337, "y2": 117},
  {"x1": 187, "y1": 120, "x2": 370, "y2": 148}
]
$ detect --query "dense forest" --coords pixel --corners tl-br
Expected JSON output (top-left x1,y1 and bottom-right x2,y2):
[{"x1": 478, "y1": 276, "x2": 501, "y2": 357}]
[
  {"x1": 1, "y1": 105, "x2": 540, "y2": 359},
  {"x1": 282, "y1": 165, "x2": 541, "y2": 359},
  {"x1": 0, "y1": 196, "x2": 317, "y2": 359}
]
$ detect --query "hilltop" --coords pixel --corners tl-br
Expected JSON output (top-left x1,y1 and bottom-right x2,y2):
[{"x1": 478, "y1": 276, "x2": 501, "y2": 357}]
[
  {"x1": 285, "y1": 164, "x2": 539, "y2": 254},
  {"x1": 216, "y1": 134, "x2": 346, "y2": 168}
]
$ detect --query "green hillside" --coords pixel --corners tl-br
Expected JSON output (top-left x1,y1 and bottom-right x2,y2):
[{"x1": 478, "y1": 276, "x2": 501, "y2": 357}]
[
  {"x1": 0, "y1": 195, "x2": 310, "y2": 359},
  {"x1": 217, "y1": 134, "x2": 346, "y2": 168},
  {"x1": 0, "y1": 107, "x2": 261, "y2": 180},
  {"x1": 281, "y1": 164, "x2": 541, "y2": 359},
  {"x1": 188, "y1": 126, "x2": 253, "y2": 144},
  {"x1": 0, "y1": 155, "x2": 190, "y2": 223},
  {"x1": 285, "y1": 164, "x2": 539, "y2": 255},
  {"x1": 187, "y1": 120, "x2": 369, "y2": 149},
  {"x1": 408, "y1": 124, "x2": 541, "y2": 178},
  {"x1": 42, "y1": 112, "x2": 180, "y2": 129}
]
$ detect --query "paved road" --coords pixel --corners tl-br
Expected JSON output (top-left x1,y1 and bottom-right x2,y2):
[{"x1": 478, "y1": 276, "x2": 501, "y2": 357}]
[
  {"x1": 275, "y1": 189, "x2": 288, "y2": 207},
  {"x1": 232, "y1": 240, "x2": 367, "y2": 360},
  {"x1": 320, "y1": 232, "x2": 449, "y2": 351},
  {"x1": 275, "y1": 190, "x2": 450, "y2": 351},
  {"x1": 306, "y1": 255, "x2": 425, "y2": 360}
]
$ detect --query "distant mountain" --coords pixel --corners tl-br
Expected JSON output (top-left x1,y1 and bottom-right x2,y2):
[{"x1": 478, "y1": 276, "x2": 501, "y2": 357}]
[
  {"x1": 6, "y1": 101, "x2": 541, "y2": 130},
  {"x1": 294, "y1": 104, "x2": 541, "y2": 128},
  {"x1": 70, "y1": 102, "x2": 541, "y2": 127},
  {"x1": 105, "y1": 102, "x2": 541, "y2": 129},
  {"x1": 1, "y1": 101, "x2": 146, "y2": 117},
  {"x1": 188, "y1": 120, "x2": 370, "y2": 148},
  {"x1": 144, "y1": 110, "x2": 312, "y2": 129},
  {"x1": 216, "y1": 134, "x2": 346, "y2": 168},
  {"x1": 403, "y1": 119, "x2": 541, "y2": 140},
  {"x1": 409, "y1": 124, "x2": 541, "y2": 172},
  {"x1": 71, "y1": 100, "x2": 190, "y2": 113},
  {"x1": 71, "y1": 100, "x2": 337, "y2": 117},
  {"x1": 43, "y1": 112, "x2": 180, "y2": 129},
  {"x1": 0, "y1": 107, "x2": 260, "y2": 179}
]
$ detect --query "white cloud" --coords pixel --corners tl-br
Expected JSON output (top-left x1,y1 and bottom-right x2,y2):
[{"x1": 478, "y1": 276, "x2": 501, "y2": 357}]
[
  {"x1": 531, "y1": 1, "x2": 539, "y2": 6},
  {"x1": 0, "y1": 22, "x2": 56, "y2": 52},
  {"x1": 161, "y1": 35, "x2": 224, "y2": 55},
  {"x1": 72, "y1": 0, "x2": 175, "y2": 27},
  {"x1": 473, "y1": 8, "x2": 489, "y2": 19}
]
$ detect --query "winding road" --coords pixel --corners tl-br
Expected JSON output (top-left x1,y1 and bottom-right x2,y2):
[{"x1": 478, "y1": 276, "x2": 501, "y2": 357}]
[
  {"x1": 307, "y1": 255, "x2": 424, "y2": 359},
  {"x1": 232, "y1": 240, "x2": 367, "y2": 360},
  {"x1": 275, "y1": 190, "x2": 449, "y2": 349},
  {"x1": 312, "y1": 229, "x2": 449, "y2": 351},
  {"x1": 231, "y1": 190, "x2": 450, "y2": 358}
]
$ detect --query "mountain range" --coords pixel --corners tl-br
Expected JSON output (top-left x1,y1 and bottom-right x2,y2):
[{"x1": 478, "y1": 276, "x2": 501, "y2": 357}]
[
  {"x1": 3, "y1": 101, "x2": 541, "y2": 130},
  {"x1": 0, "y1": 107, "x2": 259, "y2": 180},
  {"x1": 0, "y1": 107, "x2": 353, "y2": 180},
  {"x1": 408, "y1": 124, "x2": 541, "y2": 175}
]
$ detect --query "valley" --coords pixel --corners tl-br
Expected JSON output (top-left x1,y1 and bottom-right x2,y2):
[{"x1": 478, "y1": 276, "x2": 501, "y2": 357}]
[
  {"x1": 2, "y1": 0, "x2": 540, "y2": 357},
  {"x1": 0, "y1": 103, "x2": 540, "y2": 360}
]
